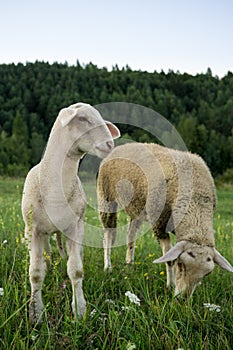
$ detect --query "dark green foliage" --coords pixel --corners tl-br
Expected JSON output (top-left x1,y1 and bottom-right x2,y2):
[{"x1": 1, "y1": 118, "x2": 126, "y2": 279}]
[
  {"x1": 0, "y1": 62, "x2": 232, "y2": 176},
  {"x1": 216, "y1": 168, "x2": 233, "y2": 187}
]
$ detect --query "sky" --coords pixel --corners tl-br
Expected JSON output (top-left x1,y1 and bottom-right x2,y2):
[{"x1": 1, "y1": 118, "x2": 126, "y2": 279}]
[{"x1": 1, "y1": 0, "x2": 233, "y2": 77}]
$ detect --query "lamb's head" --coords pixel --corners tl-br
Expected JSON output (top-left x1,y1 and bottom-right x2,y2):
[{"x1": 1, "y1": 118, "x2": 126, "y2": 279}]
[
  {"x1": 58, "y1": 102, "x2": 120, "y2": 158},
  {"x1": 154, "y1": 240, "x2": 233, "y2": 296}
]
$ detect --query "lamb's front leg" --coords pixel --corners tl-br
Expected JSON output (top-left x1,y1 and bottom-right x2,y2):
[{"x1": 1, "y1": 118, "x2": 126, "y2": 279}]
[
  {"x1": 66, "y1": 221, "x2": 86, "y2": 319},
  {"x1": 159, "y1": 236, "x2": 175, "y2": 288},
  {"x1": 28, "y1": 231, "x2": 48, "y2": 324}
]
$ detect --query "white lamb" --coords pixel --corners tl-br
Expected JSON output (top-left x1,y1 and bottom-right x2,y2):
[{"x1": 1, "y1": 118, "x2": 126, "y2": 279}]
[
  {"x1": 22, "y1": 102, "x2": 120, "y2": 324},
  {"x1": 97, "y1": 142, "x2": 233, "y2": 296}
]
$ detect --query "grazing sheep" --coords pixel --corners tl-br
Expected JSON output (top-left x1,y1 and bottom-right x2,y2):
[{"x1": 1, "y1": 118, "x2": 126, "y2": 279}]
[
  {"x1": 22, "y1": 102, "x2": 120, "y2": 324},
  {"x1": 97, "y1": 142, "x2": 233, "y2": 296}
]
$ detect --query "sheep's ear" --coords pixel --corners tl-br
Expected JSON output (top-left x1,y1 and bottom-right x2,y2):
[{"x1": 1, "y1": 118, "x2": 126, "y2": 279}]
[
  {"x1": 105, "y1": 121, "x2": 121, "y2": 139},
  {"x1": 213, "y1": 249, "x2": 233, "y2": 272},
  {"x1": 58, "y1": 108, "x2": 77, "y2": 127},
  {"x1": 153, "y1": 241, "x2": 187, "y2": 264}
]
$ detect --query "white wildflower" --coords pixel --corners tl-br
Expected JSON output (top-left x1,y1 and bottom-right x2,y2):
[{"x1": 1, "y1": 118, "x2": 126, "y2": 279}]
[
  {"x1": 0, "y1": 288, "x2": 4, "y2": 296},
  {"x1": 126, "y1": 342, "x2": 136, "y2": 350},
  {"x1": 125, "y1": 291, "x2": 140, "y2": 306},
  {"x1": 21, "y1": 237, "x2": 26, "y2": 244},
  {"x1": 90, "y1": 309, "x2": 97, "y2": 317},
  {"x1": 204, "y1": 303, "x2": 221, "y2": 312},
  {"x1": 105, "y1": 299, "x2": 115, "y2": 305},
  {"x1": 90, "y1": 308, "x2": 108, "y2": 322},
  {"x1": 31, "y1": 334, "x2": 38, "y2": 342},
  {"x1": 121, "y1": 306, "x2": 130, "y2": 311},
  {"x1": 3, "y1": 240, "x2": 7, "y2": 244}
]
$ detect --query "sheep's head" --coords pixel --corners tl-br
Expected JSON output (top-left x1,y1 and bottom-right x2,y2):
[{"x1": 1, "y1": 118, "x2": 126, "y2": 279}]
[
  {"x1": 58, "y1": 102, "x2": 120, "y2": 159},
  {"x1": 174, "y1": 243, "x2": 215, "y2": 296},
  {"x1": 154, "y1": 240, "x2": 233, "y2": 296}
]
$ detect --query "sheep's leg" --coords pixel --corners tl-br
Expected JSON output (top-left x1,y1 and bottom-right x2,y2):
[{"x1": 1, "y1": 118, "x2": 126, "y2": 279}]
[
  {"x1": 100, "y1": 205, "x2": 117, "y2": 271},
  {"x1": 56, "y1": 231, "x2": 66, "y2": 259},
  {"x1": 44, "y1": 235, "x2": 51, "y2": 268},
  {"x1": 103, "y1": 227, "x2": 117, "y2": 270},
  {"x1": 159, "y1": 236, "x2": 175, "y2": 288},
  {"x1": 65, "y1": 221, "x2": 86, "y2": 319},
  {"x1": 28, "y1": 231, "x2": 48, "y2": 324},
  {"x1": 126, "y1": 218, "x2": 142, "y2": 264}
]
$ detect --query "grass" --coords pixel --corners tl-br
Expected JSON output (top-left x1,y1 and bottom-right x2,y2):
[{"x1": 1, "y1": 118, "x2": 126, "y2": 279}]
[{"x1": 0, "y1": 177, "x2": 233, "y2": 349}]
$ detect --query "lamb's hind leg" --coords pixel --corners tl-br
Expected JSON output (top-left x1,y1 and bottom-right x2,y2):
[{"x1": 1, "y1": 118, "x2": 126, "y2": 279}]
[
  {"x1": 126, "y1": 217, "x2": 142, "y2": 264},
  {"x1": 158, "y1": 235, "x2": 175, "y2": 288},
  {"x1": 28, "y1": 230, "x2": 48, "y2": 324},
  {"x1": 65, "y1": 221, "x2": 86, "y2": 319}
]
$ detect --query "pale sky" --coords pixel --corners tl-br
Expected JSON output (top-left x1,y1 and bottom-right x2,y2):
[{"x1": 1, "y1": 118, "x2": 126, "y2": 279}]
[{"x1": 1, "y1": 0, "x2": 233, "y2": 77}]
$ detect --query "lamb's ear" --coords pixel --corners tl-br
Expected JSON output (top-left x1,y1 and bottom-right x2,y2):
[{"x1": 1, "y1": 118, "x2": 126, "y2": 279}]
[
  {"x1": 213, "y1": 249, "x2": 233, "y2": 272},
  {"x1": 153, "y1": 241, "x2": 187, "y2": 264},
  {"x1": 105, "y1": 121, "x2": 121, "y2": 139},
  {"x1": 58, "y1": 108, "x2": 77, "y2": 127}
]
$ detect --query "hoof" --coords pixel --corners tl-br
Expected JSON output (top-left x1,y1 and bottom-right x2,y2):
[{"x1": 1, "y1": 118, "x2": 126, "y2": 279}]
[
  {"x1": 29, "y1": 300, "x2": 44, "y2": 326},
  {"x1": 104, "y1": 266, "x2": 112, "y2": 272}
]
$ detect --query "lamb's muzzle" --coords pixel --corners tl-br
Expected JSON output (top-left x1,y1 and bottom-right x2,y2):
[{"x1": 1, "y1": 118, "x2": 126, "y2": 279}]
[{"x1": 95, "y1": 139, "x2": 114, "y2": 154}]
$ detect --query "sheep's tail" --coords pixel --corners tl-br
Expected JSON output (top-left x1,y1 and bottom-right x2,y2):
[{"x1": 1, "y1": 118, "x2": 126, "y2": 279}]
[{"x1": 56, "y1": 232, "x2": 66, "y2": 259}]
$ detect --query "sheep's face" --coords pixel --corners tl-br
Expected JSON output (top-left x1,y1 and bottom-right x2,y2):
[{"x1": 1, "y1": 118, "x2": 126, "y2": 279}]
[
  {"x1": 58, "y1": 103, "x2": 120, "y2": 159},
  {"x1": 154, "y1": 240, "x2": 233, "y2": 297},
  {"x1": 174, "y1": 244, "x2": 215, "y2": 296}
]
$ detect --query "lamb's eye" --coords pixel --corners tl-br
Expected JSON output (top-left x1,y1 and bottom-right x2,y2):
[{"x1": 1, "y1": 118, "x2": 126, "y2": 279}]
[
  {"x1": 79, "y1": 116, "x2": 92, "y2": 125},
  {"x1": 207, "y1": 257, "x2": 212, "y2": 262},
  {"x1": 79, "y1": 116, "x2": 87, "y2": 122},
  {"x1": 188, "y1": 251, "x2": 195, "y2": 258}
]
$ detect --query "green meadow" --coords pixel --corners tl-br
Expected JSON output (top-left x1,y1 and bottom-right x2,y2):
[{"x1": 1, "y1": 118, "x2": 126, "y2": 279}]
[{"x1": 0, "y1": 178, "x2": 232, "y2": 349}]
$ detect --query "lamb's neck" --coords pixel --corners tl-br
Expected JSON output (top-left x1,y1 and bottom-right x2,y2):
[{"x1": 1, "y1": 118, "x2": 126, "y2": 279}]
[
  {"x1": 42, "y1": 127, "x2": 83, "y2": 176},
  {"x1": 43, "y1": 148, "x2": 81, "y2": 175},
  {"x1": 40, "y1": 128, "x2": 83, "y2": 194}
]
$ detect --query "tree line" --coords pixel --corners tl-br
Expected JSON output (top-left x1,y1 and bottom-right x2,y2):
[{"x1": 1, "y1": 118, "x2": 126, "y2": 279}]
[{"x1": 0, "y1": 61, "x2": 233, "y2": 177}]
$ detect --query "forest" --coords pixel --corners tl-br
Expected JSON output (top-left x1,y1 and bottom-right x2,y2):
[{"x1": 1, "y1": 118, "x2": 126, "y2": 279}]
[{"x1": 0, "y1": 61, "x2": 233, "y2": 178}]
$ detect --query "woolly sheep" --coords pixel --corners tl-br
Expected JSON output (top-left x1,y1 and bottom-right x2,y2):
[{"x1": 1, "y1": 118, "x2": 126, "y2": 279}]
[
  {"x1": 22, "y1": 102, "x2": 120, "y2": 324},
  {"x1": 97, "y1": 142, "x2": 233, "y2": 296}
]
